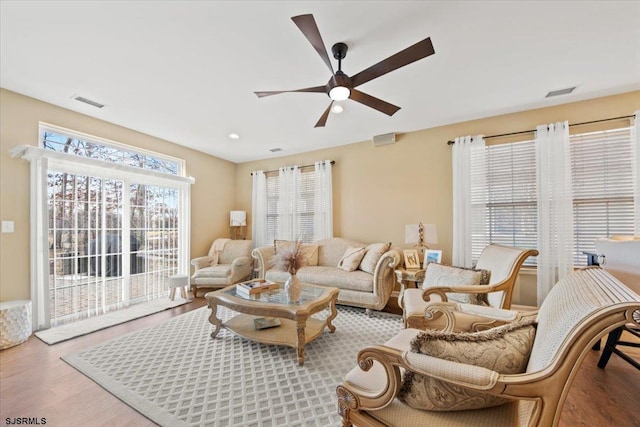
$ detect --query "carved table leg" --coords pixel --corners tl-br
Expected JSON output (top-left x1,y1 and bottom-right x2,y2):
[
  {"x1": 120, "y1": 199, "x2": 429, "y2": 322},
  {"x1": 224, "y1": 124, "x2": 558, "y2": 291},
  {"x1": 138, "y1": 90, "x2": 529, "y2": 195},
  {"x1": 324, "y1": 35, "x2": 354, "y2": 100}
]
[
  {"x1": 208, "y1": 299, "x2": 222, "y2": 339},
  {"x1": 326, "y1": 294, "x2": 338, "y2": 333},
  {"x1": 296, "y1": 318, "x2": 306, "y2": 366}
]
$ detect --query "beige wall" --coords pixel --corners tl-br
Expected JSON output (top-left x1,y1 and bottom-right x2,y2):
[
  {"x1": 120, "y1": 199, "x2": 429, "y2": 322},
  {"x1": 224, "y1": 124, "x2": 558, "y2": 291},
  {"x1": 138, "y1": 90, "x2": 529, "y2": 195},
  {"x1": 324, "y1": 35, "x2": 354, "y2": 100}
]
[
  {"x1": 235, "y1": 91, "x2": 640, "y2": 305},
  {"x1": 2, "y1": 89, "x2": 639, "y2": 305},
  {"x1": 0, "y1": 89, "x2": 237, "y2": 301}
]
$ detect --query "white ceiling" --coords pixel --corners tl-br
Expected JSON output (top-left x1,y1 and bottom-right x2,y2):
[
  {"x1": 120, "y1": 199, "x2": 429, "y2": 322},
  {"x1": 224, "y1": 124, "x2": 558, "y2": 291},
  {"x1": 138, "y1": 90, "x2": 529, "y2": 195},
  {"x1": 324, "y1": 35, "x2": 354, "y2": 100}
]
[{"x1": 1, "y1": 1, "x2": 639, "y2": 163}]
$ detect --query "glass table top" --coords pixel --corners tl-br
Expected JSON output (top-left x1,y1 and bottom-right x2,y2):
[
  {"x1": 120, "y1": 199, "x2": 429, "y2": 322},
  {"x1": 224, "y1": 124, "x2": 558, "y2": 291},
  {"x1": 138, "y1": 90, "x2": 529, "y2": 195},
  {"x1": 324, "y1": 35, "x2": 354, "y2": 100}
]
[{"x1": 224, "y1": 284, "x2": 325, "y2": 306}]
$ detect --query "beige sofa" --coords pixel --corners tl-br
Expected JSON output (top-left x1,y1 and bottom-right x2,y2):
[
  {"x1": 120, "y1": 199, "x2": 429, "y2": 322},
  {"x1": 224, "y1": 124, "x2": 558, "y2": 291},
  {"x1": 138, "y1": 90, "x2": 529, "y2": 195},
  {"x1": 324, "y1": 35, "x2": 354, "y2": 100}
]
[{"x1": 252, "y1": 237, "x2": 401, "y2": 311}]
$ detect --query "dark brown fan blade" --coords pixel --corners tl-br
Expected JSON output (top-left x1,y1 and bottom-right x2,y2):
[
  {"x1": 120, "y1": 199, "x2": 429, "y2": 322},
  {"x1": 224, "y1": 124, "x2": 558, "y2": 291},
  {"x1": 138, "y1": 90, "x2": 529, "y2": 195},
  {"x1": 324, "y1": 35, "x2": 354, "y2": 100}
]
[
  {"x1": 291, "y1": 14, "x2": 334, "y2": 75},
  {"x1": 351, "y1": 37, "x2": 434, "y2": 88},
  {"x1": 349, "y1": 89, "x2": 400, "y2": 116},
  {"x1": 254, "y1": 85, "x2": 327, "y2": 98},
  {"x1": 314, "y1": 101, "x2": 334, "y2": 128}
]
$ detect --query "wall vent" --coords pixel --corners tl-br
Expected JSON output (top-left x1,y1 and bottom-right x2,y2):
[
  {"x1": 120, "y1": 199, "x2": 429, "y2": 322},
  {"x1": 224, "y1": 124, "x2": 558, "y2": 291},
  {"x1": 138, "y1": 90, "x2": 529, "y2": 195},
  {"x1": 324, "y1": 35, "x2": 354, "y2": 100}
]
[
  {"x1": 73, "y1": 95, "x2": 105, "y2": 108},
  {"x1": 269, "y1": 148, "x2": 282, "y2": 153},
  {"x1": 545, "y1": 87, "x2": 576, "y2": 98}
]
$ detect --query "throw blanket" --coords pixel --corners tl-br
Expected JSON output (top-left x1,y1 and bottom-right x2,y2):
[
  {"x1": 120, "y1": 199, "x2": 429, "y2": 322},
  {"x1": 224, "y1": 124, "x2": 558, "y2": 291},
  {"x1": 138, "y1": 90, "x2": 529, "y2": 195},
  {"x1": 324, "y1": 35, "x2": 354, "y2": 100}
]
[{"x1": 208, "y1": 238, "x2": 230, "y2": 265}]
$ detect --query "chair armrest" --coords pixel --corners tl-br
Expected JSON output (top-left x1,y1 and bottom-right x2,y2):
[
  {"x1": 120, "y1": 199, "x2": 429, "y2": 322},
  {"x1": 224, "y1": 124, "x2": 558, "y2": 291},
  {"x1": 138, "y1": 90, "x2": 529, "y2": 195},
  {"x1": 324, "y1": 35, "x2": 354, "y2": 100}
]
[
  {"x1": 422, "y1": 301, "x2": 536, "y2": 332},
  {"x1": 421, "y1": 284, "x2": 502, "y2": 303},
  {"x1": 191, "y1": 256, "x2": 213, "y2": 271},
  {"x1": 403, "y1": 351, "x2": 500, "y2": 391},
  {"x1": 228, "y1": 256, "x2": 253, "y2": 283},
  {"x1": 251, "y1": 246, "x2": 275, "y2": 279},
  {"x1": 338, "y1": 342, "x2": 518, "y2": 417}
]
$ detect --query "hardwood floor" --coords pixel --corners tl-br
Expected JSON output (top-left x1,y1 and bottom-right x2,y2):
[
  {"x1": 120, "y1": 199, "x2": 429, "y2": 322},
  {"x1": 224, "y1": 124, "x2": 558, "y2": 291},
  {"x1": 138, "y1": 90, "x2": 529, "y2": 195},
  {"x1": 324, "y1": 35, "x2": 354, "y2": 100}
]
[{"x1": 1, "y1": 298, "x2": 638, "y2": 426}]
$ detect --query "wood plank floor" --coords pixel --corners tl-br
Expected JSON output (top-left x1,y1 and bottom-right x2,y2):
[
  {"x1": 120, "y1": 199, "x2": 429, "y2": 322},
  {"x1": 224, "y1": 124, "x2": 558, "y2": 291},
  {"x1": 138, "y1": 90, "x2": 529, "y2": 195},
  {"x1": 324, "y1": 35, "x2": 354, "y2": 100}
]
[{"x1": 1, "y1": 298, "x2": 638, "y2": 426}]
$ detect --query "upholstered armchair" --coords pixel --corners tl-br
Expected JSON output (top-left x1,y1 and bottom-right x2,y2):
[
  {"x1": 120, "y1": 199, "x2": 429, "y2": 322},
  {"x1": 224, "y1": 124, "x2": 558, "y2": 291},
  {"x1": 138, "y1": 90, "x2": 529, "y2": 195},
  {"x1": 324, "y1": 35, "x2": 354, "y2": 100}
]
[
  {"x1": 399, "y1": 244, "x2": 538, "y2": 330},
  {"x1": 190, "y1": 239, "x2": 253, "y2": 297},
  {"x1": 337, "y1": 267, "x2": 640, "y2": 427}
]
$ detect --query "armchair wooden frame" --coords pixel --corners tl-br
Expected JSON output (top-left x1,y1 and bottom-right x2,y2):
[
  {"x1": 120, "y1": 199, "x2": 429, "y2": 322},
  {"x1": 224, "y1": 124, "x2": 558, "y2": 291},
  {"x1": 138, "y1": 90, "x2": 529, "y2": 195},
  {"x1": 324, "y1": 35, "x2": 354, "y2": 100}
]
[
  {"x1": 337, "y1": 268, "x2": 640, "y2": 427},
  {"x1": 398, "y1": 245, "x2": 538, "y2": 330}
]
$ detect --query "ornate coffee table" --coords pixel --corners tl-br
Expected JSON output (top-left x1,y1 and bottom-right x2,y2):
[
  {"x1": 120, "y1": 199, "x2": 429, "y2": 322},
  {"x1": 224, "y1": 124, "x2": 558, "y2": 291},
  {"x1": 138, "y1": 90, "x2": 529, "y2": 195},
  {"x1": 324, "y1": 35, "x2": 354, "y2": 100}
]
[{"x1": 206, "y1": 282, "x2": 339, "y2": 366}]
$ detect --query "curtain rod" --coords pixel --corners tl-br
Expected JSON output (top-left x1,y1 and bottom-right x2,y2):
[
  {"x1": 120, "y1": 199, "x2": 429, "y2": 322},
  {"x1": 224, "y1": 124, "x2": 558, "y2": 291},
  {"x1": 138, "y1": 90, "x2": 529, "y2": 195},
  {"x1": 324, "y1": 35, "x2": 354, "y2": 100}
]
[
  {"x1": 446, "y1": 115, "x2": 634, "y2": 145},
  {"x1": 250, "y1": 160, "x2": 335, "y2": 175}
]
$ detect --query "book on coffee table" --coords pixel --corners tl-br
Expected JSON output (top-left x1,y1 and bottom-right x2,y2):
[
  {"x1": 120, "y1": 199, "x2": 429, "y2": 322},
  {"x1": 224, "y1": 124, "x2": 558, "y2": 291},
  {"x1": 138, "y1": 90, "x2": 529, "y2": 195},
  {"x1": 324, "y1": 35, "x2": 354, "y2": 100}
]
[
  {"x1": 236, "y1": 279, "x2": 279, "y2": 297},
  {"x1": 253, "y1": 317, "x2": 282, "y2": 330}
]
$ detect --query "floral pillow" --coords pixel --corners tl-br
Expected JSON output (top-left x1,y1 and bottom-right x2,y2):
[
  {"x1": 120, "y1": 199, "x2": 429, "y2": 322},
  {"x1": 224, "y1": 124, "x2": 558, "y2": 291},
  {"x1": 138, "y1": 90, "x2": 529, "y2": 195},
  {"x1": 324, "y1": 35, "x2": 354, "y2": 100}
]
[
  {"x1": 422, "y1": 263, "x2": 491, "y2": 305},
  {"x1": 399, "y1": 319, "x2": 537, "y2": 411}
]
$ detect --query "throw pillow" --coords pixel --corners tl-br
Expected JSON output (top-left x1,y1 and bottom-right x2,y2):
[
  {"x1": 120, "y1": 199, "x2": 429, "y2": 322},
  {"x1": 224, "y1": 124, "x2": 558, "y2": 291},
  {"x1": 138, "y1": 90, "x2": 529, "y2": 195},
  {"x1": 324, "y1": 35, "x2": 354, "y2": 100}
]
[
  {"x1": 338, "y1": 246, "x2": 367, "y2": 272},
  {"x1": 358, "y1": 242, "x2": 391, "y2": 274},
  {"x1": 422, "y1": 263, "x2": 491, "y2": 305},
  {"x1": 399, "y1": 319, "x2": 537, "y2": 411}
]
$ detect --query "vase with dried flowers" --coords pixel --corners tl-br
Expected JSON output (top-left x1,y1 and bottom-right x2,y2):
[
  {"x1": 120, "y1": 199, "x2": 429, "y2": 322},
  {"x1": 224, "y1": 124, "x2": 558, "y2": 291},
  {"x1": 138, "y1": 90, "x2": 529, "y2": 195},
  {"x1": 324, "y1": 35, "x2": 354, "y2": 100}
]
[{"x1": 272, "y1": 241, "x2": 305, "y2": 303}]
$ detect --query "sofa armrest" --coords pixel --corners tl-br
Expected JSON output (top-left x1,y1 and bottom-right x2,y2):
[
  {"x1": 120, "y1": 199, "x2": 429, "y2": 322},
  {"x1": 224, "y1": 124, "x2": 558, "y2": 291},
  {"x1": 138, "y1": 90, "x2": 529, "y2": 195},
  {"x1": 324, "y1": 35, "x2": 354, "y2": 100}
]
[
  {"x1": 370, "y1": 249, "x2": 402, "y2": 304},
  {"x1": 191, "y1": 256, "x2": 213, "y2": 271},
  {"x1": 252, "y1": 246, "x2": 275, "y2": 279}
]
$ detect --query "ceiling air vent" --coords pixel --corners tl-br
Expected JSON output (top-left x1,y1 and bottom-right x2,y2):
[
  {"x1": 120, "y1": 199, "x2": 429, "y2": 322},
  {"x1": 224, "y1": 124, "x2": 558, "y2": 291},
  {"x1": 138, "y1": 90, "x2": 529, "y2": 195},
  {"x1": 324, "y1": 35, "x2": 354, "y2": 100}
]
[
  {"x1": 73, "y1": 95, "x2": 105, "y2": 108},
  {"x1": 545, "y1": 87, "x2": 576, "y2": 98},
  {"x1": 269, "y1": 148, "x2": 282, "y2": 153}
]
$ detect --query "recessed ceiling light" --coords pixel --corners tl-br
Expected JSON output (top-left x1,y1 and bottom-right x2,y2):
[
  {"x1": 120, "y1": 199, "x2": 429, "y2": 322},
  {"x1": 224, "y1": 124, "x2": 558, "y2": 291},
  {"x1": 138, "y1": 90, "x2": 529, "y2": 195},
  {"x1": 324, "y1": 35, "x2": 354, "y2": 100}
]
[
  {"x1": 229, "y1": 133, "x2": 240, "y2": 139},
  {"x1": 332, "y1": 104, "x2": 344, "y2": 114}
]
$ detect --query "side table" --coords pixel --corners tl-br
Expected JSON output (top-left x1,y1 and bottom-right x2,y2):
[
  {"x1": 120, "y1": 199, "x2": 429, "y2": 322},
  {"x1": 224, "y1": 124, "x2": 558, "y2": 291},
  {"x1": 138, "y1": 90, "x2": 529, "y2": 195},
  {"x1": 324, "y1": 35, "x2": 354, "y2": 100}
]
[{"x1": 395, "y1": 268, "x2": 425, "y2": 310}]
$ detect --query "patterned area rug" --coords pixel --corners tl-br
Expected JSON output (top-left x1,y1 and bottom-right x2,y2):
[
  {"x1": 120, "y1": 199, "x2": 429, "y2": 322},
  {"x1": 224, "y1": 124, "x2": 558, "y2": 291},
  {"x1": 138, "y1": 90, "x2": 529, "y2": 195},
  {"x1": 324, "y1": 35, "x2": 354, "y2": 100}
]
[
  {"x1": 36, "y1": 298, "x2": 190, "y2": 345},
  {"x1": 63, "y1": 305, "x2": 402, "y2": 426}
]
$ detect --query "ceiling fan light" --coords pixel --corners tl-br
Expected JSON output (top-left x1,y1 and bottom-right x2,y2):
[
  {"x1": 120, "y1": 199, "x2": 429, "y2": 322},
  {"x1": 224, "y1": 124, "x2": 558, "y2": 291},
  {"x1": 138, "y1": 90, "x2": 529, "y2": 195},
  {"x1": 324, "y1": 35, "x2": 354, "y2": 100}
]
[{"x1": 329, "y1": 86, "x2": 350, "y2": 101}]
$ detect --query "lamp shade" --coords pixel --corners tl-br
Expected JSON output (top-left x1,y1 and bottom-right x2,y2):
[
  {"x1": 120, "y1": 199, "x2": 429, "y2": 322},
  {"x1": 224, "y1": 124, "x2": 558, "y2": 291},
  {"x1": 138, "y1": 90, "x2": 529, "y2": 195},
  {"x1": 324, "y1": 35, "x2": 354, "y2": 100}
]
[
  {"x1": 230, "y1": 211, "x2": 246, "y2": 227},
  {"x1": 405, "y1": 223, "x2": 438, "y2": 245}
]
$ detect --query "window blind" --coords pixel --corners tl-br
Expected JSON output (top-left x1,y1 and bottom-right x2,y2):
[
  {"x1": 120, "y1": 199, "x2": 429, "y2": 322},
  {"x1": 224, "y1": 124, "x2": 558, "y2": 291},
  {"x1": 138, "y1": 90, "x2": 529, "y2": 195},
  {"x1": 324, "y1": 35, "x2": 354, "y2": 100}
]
[
  {"x1": 570, "y1": 127, "x2": 635, "y2": 265},
  {"x1": 265, "y1": 169, "x2": 319, "y2": 244},
  {"x1": 471, "y1": 125, "x2": 634, "y2": 267},
  {"x1": 473, "y1": 140, "x2": 538, "y2": 265}
]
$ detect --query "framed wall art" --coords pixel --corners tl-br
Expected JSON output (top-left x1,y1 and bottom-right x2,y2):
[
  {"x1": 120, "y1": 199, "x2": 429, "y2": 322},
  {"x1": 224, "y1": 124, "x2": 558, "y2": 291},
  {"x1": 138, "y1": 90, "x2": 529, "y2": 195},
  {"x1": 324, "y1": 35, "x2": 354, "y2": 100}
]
[
  {"x1": 403, "y1": 249, "x2": 421, "y2": 269},
  {"x1": 424, "y1": 249, "x2": 442, "y2": 267}
]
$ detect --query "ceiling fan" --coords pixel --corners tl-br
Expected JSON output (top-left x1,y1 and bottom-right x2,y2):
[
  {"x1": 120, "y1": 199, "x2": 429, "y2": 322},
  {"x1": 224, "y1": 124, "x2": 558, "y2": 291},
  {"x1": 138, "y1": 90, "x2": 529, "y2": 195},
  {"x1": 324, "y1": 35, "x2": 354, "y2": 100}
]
[{"x1": 254, "y1": 14, "x2": 435, "y2": 128}]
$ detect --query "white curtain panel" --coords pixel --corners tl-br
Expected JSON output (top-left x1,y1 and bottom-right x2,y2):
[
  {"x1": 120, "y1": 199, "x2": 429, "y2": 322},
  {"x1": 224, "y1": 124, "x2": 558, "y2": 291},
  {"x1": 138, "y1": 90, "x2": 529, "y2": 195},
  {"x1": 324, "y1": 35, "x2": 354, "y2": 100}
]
[
  {"x1": 633, "y1": 111, "x2": 640, "y2": 234},
  {"x1": 313, "y1": 160, "x2": 333, "y2": 241},
  {"x1": 251, "y1": 170, "x2": 267, "y2": 249},
  {"x1": 535, "y1": 121, "x2": 574, "y2": 304},
  {"x1": 452, "y1": 135, "x2": 486, "y2": 267},
  {"x1": 278, "y1": 166, "x2": 301, "y2": 240}
]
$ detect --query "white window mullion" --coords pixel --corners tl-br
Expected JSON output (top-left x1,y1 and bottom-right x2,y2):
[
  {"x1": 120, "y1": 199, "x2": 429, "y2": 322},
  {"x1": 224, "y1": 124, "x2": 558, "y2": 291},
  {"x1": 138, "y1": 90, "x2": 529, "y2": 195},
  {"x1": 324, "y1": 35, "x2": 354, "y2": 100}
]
[{"x1": 122, "y1": 179, "x2": 131, "y2": 306}]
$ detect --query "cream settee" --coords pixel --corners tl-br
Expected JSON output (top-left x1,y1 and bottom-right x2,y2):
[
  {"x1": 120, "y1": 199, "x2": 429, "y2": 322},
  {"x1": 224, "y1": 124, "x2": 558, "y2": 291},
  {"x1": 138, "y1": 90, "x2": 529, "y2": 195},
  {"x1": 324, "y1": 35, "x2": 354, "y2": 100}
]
[{"x1": 252, "y1": 237, "x2": 402, "y2": 311}]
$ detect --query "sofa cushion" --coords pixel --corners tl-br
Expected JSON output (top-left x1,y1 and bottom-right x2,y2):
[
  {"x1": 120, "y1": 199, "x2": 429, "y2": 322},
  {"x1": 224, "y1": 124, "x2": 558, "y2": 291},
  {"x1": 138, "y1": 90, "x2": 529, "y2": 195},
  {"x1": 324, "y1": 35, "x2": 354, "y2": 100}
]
[
  {"x1": 316, "y1": 237, "x2": 367, "y2": 267},
  {"x1": 399, "y1": 319, "x2": 536, "y2": 411},
  {"x1": 193, "y1": 264, "x2": 231, "y2": 278},
  {"x1": 422, "y1": 263, "x2": 491, "y2": 305},
  {"x1": 339, "y1": 246, "x2": 367, "y2": 272},
  {"x1": 266, "y1": 266, "x2": 374, "y2": 293},
  {"x1": 359, "y1": 242, "x2": 391, "y2": 274}
]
